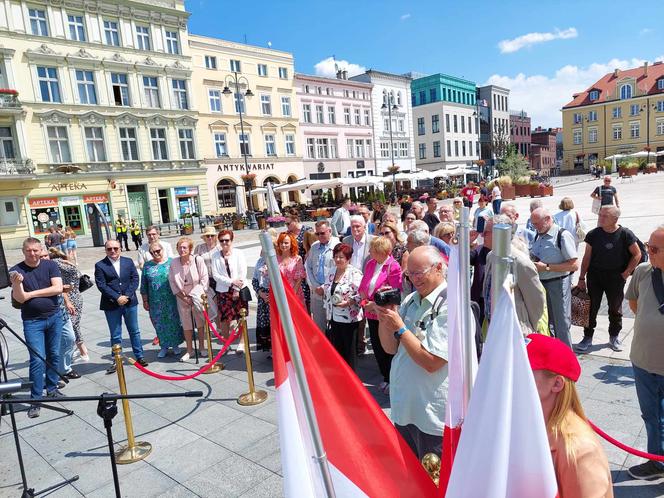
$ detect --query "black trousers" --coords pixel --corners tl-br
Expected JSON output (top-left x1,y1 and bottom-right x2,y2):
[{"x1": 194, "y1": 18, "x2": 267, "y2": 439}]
[
  {"x1": 584, "y1": 269, "x2": 626, "y2": 339},
  {"x1": 329, "y1": 320, "x2": 358, "y2": 371},
  {"x1": 396, "y1": 423, "x2": 442, "y2": 460},
  {"x1": 116, "y1": 232, "x2": 129, "y2": 250},
  {"x1": 131, "y1": 234, "x2": 142, "y2": 250},
  {"x1": 368, "y1": 319, "x2": 393, "y2": 383}
]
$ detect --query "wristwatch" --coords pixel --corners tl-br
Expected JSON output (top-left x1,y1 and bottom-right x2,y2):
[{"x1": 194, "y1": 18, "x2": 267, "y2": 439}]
[
  {"x1": 394, "y1": 326, "x2": 407, "y2": 341},
  {"x1": 545, "y1": 264, "x2": 551, "y2": 271}
]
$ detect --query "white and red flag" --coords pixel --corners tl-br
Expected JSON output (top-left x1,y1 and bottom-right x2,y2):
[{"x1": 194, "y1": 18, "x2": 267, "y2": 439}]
[
  {"x1": 446, "y1": 285, "x2": 557, "y2": 497},
  {"x1": 270, "y1": 277, "x2": 437, "y2": 497}
]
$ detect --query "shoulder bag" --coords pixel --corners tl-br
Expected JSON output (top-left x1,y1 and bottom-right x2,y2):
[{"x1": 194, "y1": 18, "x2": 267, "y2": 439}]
[{"x1": 79, "y1": 274, "x2": 94, "y2": 293}]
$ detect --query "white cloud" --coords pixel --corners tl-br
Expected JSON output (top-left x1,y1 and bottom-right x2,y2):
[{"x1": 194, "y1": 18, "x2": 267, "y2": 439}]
[
  {"x1": 314, "y1": 57, "x2": 366, "y2": 79},
  {"x1": 485, "y1": 56, "x2": 664, "y2": 128},
  {"x1": 498, "y1": 27, "x2": 578, "y2": 54},
  {"x1": 640, "y1": 28, "x2": 653, "y2": 36},
  {"x1": 400, "y1": 13, "x2": 411, "y2": 21}
]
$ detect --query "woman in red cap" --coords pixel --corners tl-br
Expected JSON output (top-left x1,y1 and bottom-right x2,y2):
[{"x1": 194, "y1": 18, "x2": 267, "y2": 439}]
[{"x1": 527, "y1": 334, "x2": 613, "y2": 497}]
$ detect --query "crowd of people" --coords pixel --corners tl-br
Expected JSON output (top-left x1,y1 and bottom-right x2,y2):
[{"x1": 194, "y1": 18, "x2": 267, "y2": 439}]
[{"x1": 8, "y1": 174, "x2": 664, "y2": 492}]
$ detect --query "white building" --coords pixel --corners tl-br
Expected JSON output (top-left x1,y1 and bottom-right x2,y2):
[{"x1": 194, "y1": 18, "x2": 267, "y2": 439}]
[
  {"x1": 478, "y1": 84, "x2": 510, "y2": 162},
  {"x1": 350, "y1": 70, "x2": 415, "y2": 175}
]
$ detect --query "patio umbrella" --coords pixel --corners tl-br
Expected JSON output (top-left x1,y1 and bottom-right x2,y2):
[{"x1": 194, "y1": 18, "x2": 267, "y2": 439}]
[
  {"x1": 266, "y1": 182, "x2": 281, "y2": 215},
  {"x1": 629, "y1": 151, "x2": 655, "y2": 159},
  {"x1": 338, "y1": 175, "x2": 386, "y2": 187},
  {"x1": 273, "y1": 178, "x2": 311, "y2": 193},
  {"x1": 235, "y1": 185, "x2": 247, "y2": 216}
]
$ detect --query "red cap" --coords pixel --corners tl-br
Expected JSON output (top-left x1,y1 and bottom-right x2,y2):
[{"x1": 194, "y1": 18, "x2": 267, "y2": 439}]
[{"x1": 526, "y1": 334, "x2": 581, "y2": 382}]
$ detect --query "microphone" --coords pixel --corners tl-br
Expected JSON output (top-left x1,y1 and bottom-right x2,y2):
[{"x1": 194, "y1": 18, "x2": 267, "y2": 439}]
[{"x1": 0, "y1": 381, "x2": 32, "y2": 395}]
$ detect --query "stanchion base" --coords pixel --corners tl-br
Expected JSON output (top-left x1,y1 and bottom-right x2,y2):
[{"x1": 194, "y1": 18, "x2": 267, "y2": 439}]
[
  {"x1": 115, "y1": 441, "x2": 152, "y2": 464},
  {"x1": 238, "y1": 390, "x2": 268, "y2": 406},
  {"x1": 203, "y1": 363, "x2": 223, "y2": 374}
]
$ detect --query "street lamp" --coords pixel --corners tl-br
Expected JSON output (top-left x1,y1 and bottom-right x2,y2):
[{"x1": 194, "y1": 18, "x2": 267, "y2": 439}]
[
  {"x1": 381, "y1": 94, "x2": 399, "y2": 200},
  {"x1": 222, "y1": 72, "x2": 258, "y2": 229}
]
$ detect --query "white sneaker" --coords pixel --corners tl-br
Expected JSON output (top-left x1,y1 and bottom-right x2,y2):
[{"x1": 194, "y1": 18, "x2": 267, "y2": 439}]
[{"x1": 179, "y1": 352, "x2": 191, "y2": 363}]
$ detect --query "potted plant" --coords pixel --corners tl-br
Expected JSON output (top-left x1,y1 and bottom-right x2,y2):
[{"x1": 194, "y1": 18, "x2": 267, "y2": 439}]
[
  {"x1": 313, "y1": 208, "x2": 331, "y2": 221},
  {"x1": 514, "y1": 176, "x2": 531, "y2": 197},
  {"x1": 494, "y1": 176, "x2": 515, "y2": 200},
  {"x1": 180, "y1": 213, "x2": 194, "y2": 235},
  {"x1": 267, "y1": 215, "x2": 287, "y2": 227},
  {"x1": 232, "y1": 213, "x2": 246, "y2": 230},
  {"x1": 645, "y1": 162, "x2": 658, "y2": 174},
  {"x1": 241, "y1": 172, "x2": 256, "y2": 187}
]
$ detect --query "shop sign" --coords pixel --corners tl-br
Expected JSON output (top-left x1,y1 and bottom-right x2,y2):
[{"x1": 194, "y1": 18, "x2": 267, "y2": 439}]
[
  {"x1": 174, "y1": 186, "x2": 199, "y2": 196},
  {"x1": 49, "y1": 182, "x2": 88, "y2": 192},
  {"x1": 60, "y1": 196, "x2": 80, "y2": 206},
  {"x1": 29, "y1": 197, "x2": 58, "y2": 208},
  {"x1": 217, "y1": 163, "x2": 275, "y2": 172},
  {"x1": 83, "y1": 194, "x2": 109, "y2": 203}
]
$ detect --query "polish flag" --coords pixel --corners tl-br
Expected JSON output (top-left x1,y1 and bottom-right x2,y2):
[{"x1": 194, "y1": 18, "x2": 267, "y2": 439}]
[
  {"x1": 270, "y1": 278, "x2": 438, "y2": 497},
  {"x1": 438, "y1": 245, "x2": 478, "y2": 495},
  {"x1": 446, "y1": 286, "x2": 558, "y2": 497}
]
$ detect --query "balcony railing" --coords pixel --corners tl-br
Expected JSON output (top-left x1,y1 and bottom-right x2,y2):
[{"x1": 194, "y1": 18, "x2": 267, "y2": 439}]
[
  {"x1": 0, "y1": 92, "x2": 21, "y2": 110},
  {"x1": 0, "y1": 158, "x2": 35, "y2": 175},
  {"x1": 43, "y1": 159, "x2": 204, "y2": 175}
]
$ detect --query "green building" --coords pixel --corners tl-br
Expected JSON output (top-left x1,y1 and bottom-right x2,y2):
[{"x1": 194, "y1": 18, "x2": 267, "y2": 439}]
[{"x1": 411, "y1": 73, "x2": 477, "y2": 107}]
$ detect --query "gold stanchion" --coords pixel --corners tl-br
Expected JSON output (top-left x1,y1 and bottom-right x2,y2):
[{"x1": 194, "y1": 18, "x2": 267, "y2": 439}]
[
  {"x1": 202, "y1": 293, "x2": 223, "y2": 374},
  {"x1": 112, "y1": 344, "x2": 152, "y2": 464},
  {"x1": 237, "y1": 308, "x2": 268, "y2": 406},
  {"x1": 421, "y1": 453, "x2": 441, "y2": 486}
]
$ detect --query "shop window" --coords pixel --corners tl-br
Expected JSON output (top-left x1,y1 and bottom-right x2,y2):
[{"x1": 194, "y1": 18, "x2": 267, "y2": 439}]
[{"x1": 216, "y1": 180, "x2": 237, "y2": 208}]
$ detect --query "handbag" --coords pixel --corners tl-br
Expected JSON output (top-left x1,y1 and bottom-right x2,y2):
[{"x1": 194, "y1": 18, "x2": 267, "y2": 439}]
[
  {"x1": 79, "y1": 274, "x2": 94, "y2": 292},
  {"x1": 239, "y1": 286, "x2": 253, "y2": 302},
  {"x1": 571, "y1": 285, "x2": 591, "y2": 328},
  {"x1": 591, "y1": 197, "x2": 601, "y2": 215},
  {"x1": 575, "y1": 212, "x2": 587, "y2": 242}
]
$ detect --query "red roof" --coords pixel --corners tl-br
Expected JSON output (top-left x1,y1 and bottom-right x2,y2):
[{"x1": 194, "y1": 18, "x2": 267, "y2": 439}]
[{"x1": 563, "y1": 62, "x2": 664, "y2": 109}]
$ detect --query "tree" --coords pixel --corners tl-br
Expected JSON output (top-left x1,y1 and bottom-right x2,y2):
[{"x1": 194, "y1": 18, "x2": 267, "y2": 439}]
[
  {"x1": 490, "y1": 121, "x2": 511, "y2": 161},
  {"x1": 497, "y1": 145, "x2": 530, "y2": 180}
]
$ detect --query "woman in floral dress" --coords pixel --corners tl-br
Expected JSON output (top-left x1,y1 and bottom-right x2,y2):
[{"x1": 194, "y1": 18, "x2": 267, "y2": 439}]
[
  {"x1": 141, "y1": 242, "x2": 184, "y2": 358},
  {"x1": 252, "y1": 252, "x2": 271, "y2": 352},
  {"x1": 276, "y1": 232, "x2": 306, "y2": 305}
]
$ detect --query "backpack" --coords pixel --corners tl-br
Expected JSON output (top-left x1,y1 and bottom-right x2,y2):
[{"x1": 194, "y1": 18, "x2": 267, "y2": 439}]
[
  {"x1": 620, "y1": 227, "x2": 648, "y2": 274},
  {"x1": 533, "y1": 227, "x2": 568, "y2": 251}
]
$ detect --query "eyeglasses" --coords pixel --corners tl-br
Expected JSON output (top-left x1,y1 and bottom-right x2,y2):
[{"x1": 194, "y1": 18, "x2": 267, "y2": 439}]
[
  {"x1": 315, "y1": 232, "x2": 328, "y2": 236},
  {"x1": 404, "y1": 264, "x2": 436, "y2": 279},
  {"x1": 106, "y1": 247, "x2": 120, "y2": 252},
  {"x1": 646, "y1": 242, "x2": 661, "y2": 255},
  {"x1": 380, "y1": 231, "x2": 393, "y2": 236},
  {"x1": 204, "y1": 234, "x2": 216, "y2": 238},
  {"x1": 219, "y1": 239, "x2": 232, "y2": 243},
  {"x1": 151, "y1": 249, "x2": 162, "y2": 255}
]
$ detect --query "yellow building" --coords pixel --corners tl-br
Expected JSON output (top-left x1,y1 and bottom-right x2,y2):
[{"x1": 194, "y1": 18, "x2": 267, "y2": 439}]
[
  {"x1": 0, "y1": 0, "x2": 210, "y2": 249},
  {"x1": 562, "y1": 62, "x2": 664, "y2": 172},
  {"x1": 189, "y1": 35, "x2": 304, "y2": 213}
]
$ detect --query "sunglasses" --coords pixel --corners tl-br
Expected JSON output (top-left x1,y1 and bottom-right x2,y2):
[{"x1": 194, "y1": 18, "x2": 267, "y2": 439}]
[
  {"x1": 106, "y1": 247, "x2": 120, "y2": 252},
  {"x1": 204, "y1": 234, "x2": 216, "y2": 238},
  {"x1": 646, "y1": 242, "x2": 661, "y2": 255},
  {"x1": 380, "y1": 231, "x2": 393, "y2": 236},
  {"x1": 315, "y1": 232, "x2": 328, "y2": 236},
  {"x1": 151, "y1": 249, "x2": 162, "y2": 255},
  {"x1": 220, "y1": 239, "x2": 232, "y2": 243}
]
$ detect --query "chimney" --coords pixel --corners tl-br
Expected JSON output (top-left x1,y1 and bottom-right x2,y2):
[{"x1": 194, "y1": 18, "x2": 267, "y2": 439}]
[
  {"x1": 613, "y1": 68, "x2": 620, "y2": 78},
  {"x1": 644, "y1": 61, "x2": 648, "y2": 76},
  {"x1": 342, "y1": 70, "x2": 348, "y2": 80}
]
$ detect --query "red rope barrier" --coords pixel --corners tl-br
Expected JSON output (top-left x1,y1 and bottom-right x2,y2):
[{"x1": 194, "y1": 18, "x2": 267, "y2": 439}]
[{"x1": 589, "y1": 420, "x2": 664, "y2": 462}]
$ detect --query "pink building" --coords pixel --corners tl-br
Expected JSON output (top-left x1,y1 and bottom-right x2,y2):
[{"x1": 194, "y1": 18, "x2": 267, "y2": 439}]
[
  {"x1": 510, "y1": 110, "x2": 531, "y2": 157},
  {"x1": 530, "y1": 127, "x2": 557, "y2": 174},
  {"x1": 294, "y1": 73, "x2": 376, "y2": 197}
]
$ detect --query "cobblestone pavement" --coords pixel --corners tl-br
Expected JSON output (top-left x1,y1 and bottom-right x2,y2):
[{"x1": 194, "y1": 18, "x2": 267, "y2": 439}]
[{"x1": 1, "y1": 172, "x2": 663, "y2": 496}]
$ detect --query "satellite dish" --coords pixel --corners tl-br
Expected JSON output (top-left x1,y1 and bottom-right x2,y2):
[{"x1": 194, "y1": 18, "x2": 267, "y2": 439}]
[{"x1": 267, "y1": 41, "x2": 272, "y2": 48}]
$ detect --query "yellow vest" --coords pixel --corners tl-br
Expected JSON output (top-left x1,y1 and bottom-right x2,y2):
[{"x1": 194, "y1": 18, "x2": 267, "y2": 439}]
[
  {"x1": 116, "y1": 221, "x2": 127, "y2": 233},
  {"x1": 130, "y1": 224, "x2": 140, "y2": 235}
]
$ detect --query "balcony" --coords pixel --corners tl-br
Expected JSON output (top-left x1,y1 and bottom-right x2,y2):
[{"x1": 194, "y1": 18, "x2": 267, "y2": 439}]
[
  {"x1": 0, "y1": 90, "x2": 21, "y2": 113},
  {"x1": 0, "y1": 158, "x2": 35, "y2": 176},
  {"x1": 43, "y1": 160, "x2": 204, "y2": 175}
]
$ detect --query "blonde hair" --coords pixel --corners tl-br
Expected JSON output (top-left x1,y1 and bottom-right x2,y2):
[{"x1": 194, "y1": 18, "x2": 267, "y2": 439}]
[
  {"x1": 176, "y1": 236, "x2": 194, "y2": 251},
  {"x1": 381, "y1": 221, "x2": 404, "y2": 243},
  {"x1": 370, "y1": 236, "x2": 393, "y2": 257},
  {"x1": 559, "y1": 197, "x2": 575, "y2": 211},
  {"x1": 433, "y1": 222, "x2": 455, "y2": 239}
]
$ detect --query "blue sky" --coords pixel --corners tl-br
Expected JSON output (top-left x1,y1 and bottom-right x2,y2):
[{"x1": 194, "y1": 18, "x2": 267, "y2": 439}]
[{"x1": 187, "y1": 0, "x2": 664, "y2": 127}]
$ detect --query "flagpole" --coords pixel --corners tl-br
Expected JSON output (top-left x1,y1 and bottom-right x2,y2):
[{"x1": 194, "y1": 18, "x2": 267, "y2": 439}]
[
  {"x1": 491, "y1": 223, "x2": 512, "y2": 315},
  {"x1": 259, "y1": 231, "x2": 337, "y2": 498},
  {"x1": 458, "y1": 207, "x2": 474, "y2": 411}
]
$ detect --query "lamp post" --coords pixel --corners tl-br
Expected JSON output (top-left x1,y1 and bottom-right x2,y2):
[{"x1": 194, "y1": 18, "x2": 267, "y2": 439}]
[
  {"x1": 382, "y1": 94, "x2": 399, "y2": 200},
  {"x1": 473, "y1": 106, "x2": 482, "y2": 182},
  {"x1": 223, "y1": 72, "x2": 258, "y2": 229}
]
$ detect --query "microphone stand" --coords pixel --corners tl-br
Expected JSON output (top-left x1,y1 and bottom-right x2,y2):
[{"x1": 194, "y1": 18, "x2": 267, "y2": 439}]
[
  {"x1": 0, "y1": 317, "x2": 72, "y2": 416},
  {"x1": 0, "y1": 390, "x2": 203, "y2": 498}
]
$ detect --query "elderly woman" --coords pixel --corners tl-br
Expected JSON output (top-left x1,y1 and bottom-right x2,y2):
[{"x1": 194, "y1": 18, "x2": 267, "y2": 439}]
[
  {"x1": 141, "y1": 242, "x2": 184, "y2": 358},
  {"x1": 434, "y1": 222, "x2": 455, "y2": 247},
  {"x1": 168, "y1": 237, "x2": 208, "y2": 362},
  {"x1": 324, "y1": 243, "x2": 363, "y2": 370},
  {"x1": 452, "y1": 197, "x2": 464, "y2": 220},
  {"x1": 252, "y1": 246, "x2": 272, "y2": 353},
  {"x1": 403, "y1": 212, "x2": 417, "y2": 234},
  {"x1": 194, "y1": 226, "x2": 221, "y2": 327},
  {"x1": 211, "y1": 229, "x2": 248, "y2": 340},
  {"x1": 277, "y1": 232, "x2": 306, "y2": 305},
  {"x1": 554, "y1": 197, "x2": 583, "y2": 246},
  {"x1": 287, "y1": 212, "x2": 313, "y2": 311},
  {"x1": 359, "y1": 236, "x2": 403, "y2": 394},
  {"x1": 378, "y1": 221, "x2": 408, "y2": 267}
]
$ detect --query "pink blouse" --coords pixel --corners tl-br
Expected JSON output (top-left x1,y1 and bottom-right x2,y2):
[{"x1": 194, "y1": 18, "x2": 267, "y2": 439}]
[{"x1": 279, "y1": 255, "x2": 306, "y2": 304}]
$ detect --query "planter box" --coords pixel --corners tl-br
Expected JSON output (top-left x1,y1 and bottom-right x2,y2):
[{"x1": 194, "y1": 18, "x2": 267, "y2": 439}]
[
  {"x1": 257, "y1": 217, "x2": 267, "y2": 230},
  {"x1": 181, "y1": 226, "x2": 193, "y2": 235},
  {"x1": 269, "y1": 221, "x2": 286, "y2": 228},
  {"x1": 515, "y1": 184, "x2": 531, "y2": 197},
  {"x1": 501, "y1": 185, "x2": 516, "y2": 200},
  {"x1": 232, "y1": 220, "x2": 245, "y2": 230},
  {"x1": 619, "y1": 167, "x2": 638, "y2": 177},
  {"x1": 645, "y1": 165, "x2": 657, "y2": 174}
]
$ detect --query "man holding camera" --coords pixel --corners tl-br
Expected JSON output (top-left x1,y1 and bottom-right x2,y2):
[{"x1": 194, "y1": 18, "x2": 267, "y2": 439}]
[{"x1": 376, "y1": 246, "x2": 449, "y2": 459}]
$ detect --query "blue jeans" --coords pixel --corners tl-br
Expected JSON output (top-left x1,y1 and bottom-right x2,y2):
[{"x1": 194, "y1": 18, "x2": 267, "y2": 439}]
[
  {"x1": 492, "y1": 199, "x2": 502, "y2": 215},
  {"x1": 633, "y1": 364, "x2": 664, "y2": 468},
  {"x1": 23, "y1": 312, "x2": 63, "y2": 398},
  {"x1": 104, "y1": 305, "x2": 144, "y2": 359},
  {"x1": 58, "y1": 315, "x2": 76, "y2": 374}
]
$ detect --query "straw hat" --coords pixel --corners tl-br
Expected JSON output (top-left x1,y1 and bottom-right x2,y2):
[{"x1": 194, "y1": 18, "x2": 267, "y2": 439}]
[{"x1": 200, "y1": 226, "x2": 217, "y2": 238}]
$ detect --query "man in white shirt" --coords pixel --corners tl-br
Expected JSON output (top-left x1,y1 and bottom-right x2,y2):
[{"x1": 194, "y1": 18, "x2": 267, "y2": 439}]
[
  {"x1": 331, "y1": 198, "x2": 352, "y2": 237},
  {"x1": 137, "y1": 226, "x2": 174, "y2": 269},
  {"x1": 343, "y1": 215, "x2": 374, "y2": 271},
  {"x1": 305, "y1": 221, "x2": 339, "y2": 332}
]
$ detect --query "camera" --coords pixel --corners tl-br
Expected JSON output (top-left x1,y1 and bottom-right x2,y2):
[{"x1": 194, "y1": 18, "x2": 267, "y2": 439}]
[{"x1": 374, "y1": 288, "x2": 401, "y2": 307}]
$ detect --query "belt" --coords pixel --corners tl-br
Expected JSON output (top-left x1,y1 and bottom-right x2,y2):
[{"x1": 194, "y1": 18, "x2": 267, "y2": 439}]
[{"x1": 541, "y1": 273, "x2": 572, "y2": 283}]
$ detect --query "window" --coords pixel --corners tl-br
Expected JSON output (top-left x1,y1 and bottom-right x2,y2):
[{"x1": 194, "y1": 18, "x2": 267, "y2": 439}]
[
  {"x1": 239, "y1": 133, "x2": 250, "y2": 155},
  {"x1": 330, "y1": 138, "x2": 338, "y2": 158},
  {"x1": 317, "y1": 87, "x2": 323, "y2": 95},
  {"x1": 29, "y1": 8, "x2": 48, "y2": 36},
  {"x1": 612, "y1": 124, "x2": 622, "y2": 140},
  {"x1": 445, "y1": 114, "x2": 450, "y2": 132},
  {"x1": 209, "y1": 89, "x2": 221, "y2": 112},
  {"x1": 119, "y1": 128, "x2": 139, "y2": 160},
  {"x1": 104, "y1": 20, "x2": 120, "y2": 46},
  {"x1": 589, "y1": 90, "x2": 599, "y2": 101},
  {"x1": 399, "y1": 142, "x2": 408, "y2": 157},
  {"x1": 68, "y1": 14, "x2": 86, "y2": 41},
  {"x1": 657, "y1": 120, "x2": 664, "y2": 135},
  {"x1": 316, "y1": 138, "x2": 329, "y2": 159},
  {"x1": 279, "y1": 67, "x2": 288, "y2": 79},
  {"x1": 429, "y1": 88, "x2": 437, "y2": 102},
  {"x1": 658, "y1": 79, "x2": 664, "y2": 90},
  {"x1": 588, "y1": 128, "x2": 598, "y2": 143},
  {"x1": 454, "y1": 140, "x2": 459, "y2": 156},
  {"x1": 573, "y1": 129, "x2": 582, "y2": 145},
  {"x1": 37, "y1": 67, "x2": 60, "y2": 103},
  {"x1": 354, "y1": 108, "x2": 361, "y2": 125},
  {"x1": 468, "y1": 116, "x2": 472, "y2": 134},
  {"x1": 446, "y1": 140, "x2": 451, "y2": 156},
  {"x1": 397, "y1": 92, "x2": 402, "y2": 106},
  {"x1": 419, "y1": 91, "x2": 426, "y2": 105},
  {"x1": 47, "y1": 126, "x2": 70, "y2": 162},
  {"x1": 257, "y1": 64, "x2": 267, "y2": 77},
  {"x1": 433, "y1": 141, "x2": 440, "y2": 157},
  {"x1": 365, "y1": 139, "x2": 372, "y2": 157},
  {"x1": 364, "y1": 109, "x2": 371, "y2": 126},
  {"x1": 461, "y1": 116, "x2": 465, "y2": 133},
  {"x1": 285, "y1": 134, "x2": 295, "y2": 155},
  {"x1": 588, "y1": 110, "x2": 598, "y2": 122},
  {"x1": 355, "y1": 139, "x2": 363, "y2": 158},
  {"x1": 573, "y1": 113, "x2": 582, "y2": 124},
  {"x1": 417, "y1": 117, "x2": 425, "y2": 135},
  {"x1": 306, "y1": 138, "x2": 315, "y2": 158},
  {"x1": 418, "y1": 143, "x2": 426, "y2": 159},
  {"x1": 281, "y1": 96, "x2": 291, "y2": 116},
  {"x1": 630, "y1": 104, "x2": 640, "y2": 116},
  {"x1": 453, "y1": 115, "x2": 458, "y2": 132},
  {"x1": 143, "y1": 76, "x2": 160, "y2": 108},
  {"x1": 620, "y1": 84, "x2": 632, "y2": 100},
  {"x1": 234, "y1": 92, "x2": 245, "y2": 114},
  {"x1": 630, "y1": 122, "x2": 640, "y2": 138},
  {"x1": 136, "y1": 25, "x2": 151, "y2": 51},
  {"x1": 165, "y1": 31, "x2": 179, "y2": 54},
  {"x1": 328, "y1": 106, "x2": 336, "y2": 124},
  {"x1": 0, "y1": 128, "x2": 14, "y2": 159},
  {"x1": 172, "y1": 79, "x2": 188, "y2": 110},
  {"x1": 111, "y1": 73, "x2": 130, "y2": 106},
  {"x1": 0, "y1": 198, "x2": 19, "y2": 226},
  {"x1": 612, "y1": 106, "x2": 622, "y2": 118},
  {"x1": 179, "y1": 129, "x2": 194, "y2": 159},
  {"x1": 230, "y1": 59, "x2": 241, "y2": 72},
  {"x1": 316, "y1": 105, "x2": 324, "y2": 123},
  {"x1": 76, "y1": 70, "x2": 97, "y2": 105},
  {"x1": 305, "y1": 85, "x2": 310, "y2": 94},
  {"x1": 150, "y1": 128, "x2": 168, "y2": 160},
  {"x1": 261, "y1": 94, "x2": 272, "y2": 115},
  {"x1": 264, "y1": 134, "x2": 276, "y2": 156},
  {"x1": 398, "y1": 119, "x2": 404, "y2": 132},
  {"x1": 205, "y1": 56, "x2": 217, "y2": 69},
  {"x1": 657, "y1": 101, "x2": 664, "y2": 112},
  {"x1": 85, "y1": 127, "x2": 106, "y2": 162},
  {"x1": 344, "y1": 107, "x2": 351, "y2": 125},
  {"x1": 302, "y1": 104, "x2": 311, "y2": 123},
  {"x1": 462, "y1": 141, "x2": 467, "y2": 156},
  {"x1": 379, "y1": 142, "x2": 389, "y2": 158},
  {"x1": 213, "y1": 132, "x2": 227, "y2": 157}
]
